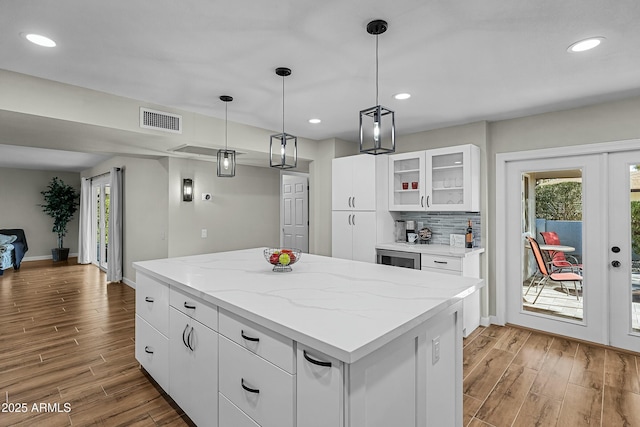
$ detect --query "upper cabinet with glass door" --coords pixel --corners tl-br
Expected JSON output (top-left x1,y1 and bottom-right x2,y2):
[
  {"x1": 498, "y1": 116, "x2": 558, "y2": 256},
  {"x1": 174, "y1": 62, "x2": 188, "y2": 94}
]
[
  {"x1": 389, "y1": 151, "x2": 427, "y2": 211},
  {"x1": 389, "y1": 144, "x2": 480, "y2": 212}
]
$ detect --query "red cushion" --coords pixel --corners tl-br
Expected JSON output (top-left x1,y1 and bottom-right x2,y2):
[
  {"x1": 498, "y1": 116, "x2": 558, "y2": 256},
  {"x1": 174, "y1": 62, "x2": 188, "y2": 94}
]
[{"x1": 550, "y1": 272, "x2": 583, "y2": 281}]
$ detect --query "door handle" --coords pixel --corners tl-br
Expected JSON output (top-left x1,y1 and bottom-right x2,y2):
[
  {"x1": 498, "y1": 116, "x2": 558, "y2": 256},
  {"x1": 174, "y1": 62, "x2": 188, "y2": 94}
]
[
  {"x1": 348, "y1": 214, "x2": 352, "y2": 225},
  {"x1": 611, "y1": 246, "x2": 620, "y2": 253},
  {"x1": 611, "y1": 260, "x2": 621, "y2": 268},
  {"x1": 426, "y1": 195, "x2": 430, "y2": 207},
  {"x1": 348, "y1": 196, "x2": 352, "y2": 207},
  {"x1": 352, "y1": 197, "x2": 355, "y2": 208},
  {"x1": 352, "y1": 214, "x2": 355, "y2": 226}
]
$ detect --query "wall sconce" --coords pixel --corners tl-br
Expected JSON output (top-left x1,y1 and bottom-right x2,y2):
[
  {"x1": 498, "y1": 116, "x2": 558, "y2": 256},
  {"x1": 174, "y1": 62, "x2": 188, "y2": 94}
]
[{"x1": 183, "y1": 178, "x2": 193, "y2": 202}]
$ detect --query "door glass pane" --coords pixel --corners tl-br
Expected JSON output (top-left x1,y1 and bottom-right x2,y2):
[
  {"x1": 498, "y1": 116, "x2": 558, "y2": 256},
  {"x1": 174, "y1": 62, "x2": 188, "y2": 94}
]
[
  {"x1": 94, "y1": 186, "x2": 101, "y2": 264},
  {"x1": 104, "y1": 186, "x2": 110, "y2": 265},
  {"x1": 630, "y1": 165, "x2": 640, "y2": 332},
  {"x1": 522, "y1": 169, "x2": 584, "y2": 321},
  {"x1": 432, "y1": 152, "x2": 464, "y2": 206}
]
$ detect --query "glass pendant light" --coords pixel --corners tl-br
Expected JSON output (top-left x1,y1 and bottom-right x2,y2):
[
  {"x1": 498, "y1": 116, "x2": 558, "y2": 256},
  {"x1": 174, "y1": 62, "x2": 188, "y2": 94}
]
[
  {"x1": 217, "y1": 95, "x2": 236, "y2": 177},
  {"x1": 359, "y1": 19, "x2": 395, "y2": 155},
  {"x1": 270, "y1": 67, "x2": 297, "y2": 169}
]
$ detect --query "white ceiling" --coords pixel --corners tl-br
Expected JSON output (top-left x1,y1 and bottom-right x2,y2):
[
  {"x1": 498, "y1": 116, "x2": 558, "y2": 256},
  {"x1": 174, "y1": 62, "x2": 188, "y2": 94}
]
[{"x1": 1, "y1": 0, "x2": 640, "y2": 170}]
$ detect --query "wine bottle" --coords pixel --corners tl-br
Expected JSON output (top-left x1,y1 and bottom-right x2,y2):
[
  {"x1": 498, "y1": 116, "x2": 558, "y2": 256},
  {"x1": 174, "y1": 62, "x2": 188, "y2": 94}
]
[{"x1": 465, "y1": 220, "x2": 473, "y2": 248}]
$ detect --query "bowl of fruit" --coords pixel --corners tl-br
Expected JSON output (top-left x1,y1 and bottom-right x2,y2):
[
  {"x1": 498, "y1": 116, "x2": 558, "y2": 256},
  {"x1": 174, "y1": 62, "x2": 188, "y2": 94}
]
[{"x1": 264, "y1": 248, "x2": 301, "y2": 272}]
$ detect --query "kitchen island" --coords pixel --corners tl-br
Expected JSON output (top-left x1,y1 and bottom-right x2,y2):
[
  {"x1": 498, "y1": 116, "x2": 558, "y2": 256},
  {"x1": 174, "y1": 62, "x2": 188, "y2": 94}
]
[{"x1": 133, "y1": 248, "x2": 484, "y2": 427}]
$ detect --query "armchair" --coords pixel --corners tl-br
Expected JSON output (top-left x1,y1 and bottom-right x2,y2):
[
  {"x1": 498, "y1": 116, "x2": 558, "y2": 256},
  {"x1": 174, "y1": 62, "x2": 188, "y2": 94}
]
[{"x1": 0, "y1": 229, "x2": 29, "y2": 276}]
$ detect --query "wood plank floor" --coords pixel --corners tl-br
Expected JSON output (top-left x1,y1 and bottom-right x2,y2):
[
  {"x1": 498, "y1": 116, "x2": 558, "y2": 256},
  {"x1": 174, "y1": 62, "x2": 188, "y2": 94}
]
[{"x1": 2, "y1": 261, "x2": 639, "y2": 426}]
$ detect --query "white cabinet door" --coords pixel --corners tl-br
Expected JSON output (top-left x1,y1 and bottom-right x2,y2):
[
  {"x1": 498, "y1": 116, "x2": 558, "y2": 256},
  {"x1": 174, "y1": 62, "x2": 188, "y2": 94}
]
[
  {"x1": 219, "y1": 393, "x2": 260, "y2": 427},
  {"x1": 425, "y1": 144, "x2": 480, "y2": 212},
  {"x1": 332, "y1": 155, "x2": 376, "y2": 211},
  {"x1": 332, "y1": 157, "x2": 355, "y2": 211},
  {"x1": 169, "y1": 308, "x2": 219, "y2": 427},
  {"x1": 296, "y1": 345, "x2": 343, "y2": 427},
  {"x1": 351, "y1": 155, "x2": 376, "y2": 211},
  {"x1": 389, "y1": 151, "x2": 426, "y2": 211},
  {"x1": 352, "y1": 211, "x2": 377, "y2": 263},
  {"x1": 331, "y1": 211, "x2": 353, "y2": 260}
]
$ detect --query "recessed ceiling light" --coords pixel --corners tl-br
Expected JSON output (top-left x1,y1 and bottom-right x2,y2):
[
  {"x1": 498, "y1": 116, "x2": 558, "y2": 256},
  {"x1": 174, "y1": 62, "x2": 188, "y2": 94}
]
[
  {"x1": 308, "y1": 118, "x2": 321, "y2": 124},
  {"x1": 25, "y1": 33, "x2": 57, "y2": 47},
  {"x1": 567, "y1": 37, "x2": 604, "y2": 53},
  {"x1": 394, "y1": 93, "x2": 411, "y2": 100}
]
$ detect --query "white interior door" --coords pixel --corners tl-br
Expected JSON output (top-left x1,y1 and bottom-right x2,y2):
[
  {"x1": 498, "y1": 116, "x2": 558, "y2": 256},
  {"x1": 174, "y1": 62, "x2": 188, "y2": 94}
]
[
  {"x1": 281, "y1": 174, "x2": 309, "y2": 252},
  {"x1": 504, "y1": 154, "x2": 607, "y2": 344},
  {"x1": 608, "y1": 151, "x2": 640, "y2": 351}
]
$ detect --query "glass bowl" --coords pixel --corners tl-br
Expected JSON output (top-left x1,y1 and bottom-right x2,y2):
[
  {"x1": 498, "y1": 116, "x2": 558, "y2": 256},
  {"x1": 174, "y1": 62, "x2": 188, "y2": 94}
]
[{"x1": 263, "y1": 248, "x2": 302, "y2": 272}]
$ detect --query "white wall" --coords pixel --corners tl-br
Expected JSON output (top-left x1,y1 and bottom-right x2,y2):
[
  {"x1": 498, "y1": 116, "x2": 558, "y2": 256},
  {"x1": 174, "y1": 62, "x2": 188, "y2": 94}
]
[
  {"x1": 0, "y1": 168, "x2": 80, "y2": 259},
  {"x1": 167, "y1": 157, "x2": 280, "y2": 258}
]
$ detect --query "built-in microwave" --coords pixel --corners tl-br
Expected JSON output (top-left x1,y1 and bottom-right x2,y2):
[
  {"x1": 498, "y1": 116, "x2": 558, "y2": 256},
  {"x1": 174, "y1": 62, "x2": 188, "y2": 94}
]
[{"x1": 376, "y1": 249, "x2": 421, "y2": 270}]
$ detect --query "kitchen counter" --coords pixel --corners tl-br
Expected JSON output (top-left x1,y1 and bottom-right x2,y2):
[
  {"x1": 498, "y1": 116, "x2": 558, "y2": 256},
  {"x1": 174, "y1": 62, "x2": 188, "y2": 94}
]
[
  {"x1": 133, "y1": 247, "x2": 484, "y2": 364},
  {"x1": 376, "y1": 242, "x2": 485, "y2": 257}
]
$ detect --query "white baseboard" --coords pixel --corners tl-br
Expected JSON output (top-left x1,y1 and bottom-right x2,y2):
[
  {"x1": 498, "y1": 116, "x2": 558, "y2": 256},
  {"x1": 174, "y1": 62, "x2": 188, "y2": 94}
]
[
  {"x1": 480, "y1": 316, "x2": 492, "y2": 327},
  {"x1": 122, "y1": 277, "x2": 136, "y2": 289},
  {"x1": 488, "y1": 315, "x2": 504, "y2": 326},
  {"x1": 24, "y1": 252, "x2": 79, "y2": 262}
]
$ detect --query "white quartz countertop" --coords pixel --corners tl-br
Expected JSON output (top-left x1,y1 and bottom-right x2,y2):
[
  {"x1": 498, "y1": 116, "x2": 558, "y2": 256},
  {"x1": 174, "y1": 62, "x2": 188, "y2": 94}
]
[
  {"x1": 376, "y1": 242, "x2": 485, "y2": 257},
  {"x1": 133, "y1": 248, "x2": 484, "y2": 364}
]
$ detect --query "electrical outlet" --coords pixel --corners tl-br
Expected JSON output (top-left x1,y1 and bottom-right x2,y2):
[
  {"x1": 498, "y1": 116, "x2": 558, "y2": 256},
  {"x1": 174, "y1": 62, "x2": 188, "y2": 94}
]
[
  {"x1": 432, "y1": 336, "x2": 440, "y2": 365},
  {"x1": 201, "y1": 229, "x2": 207, "y2": 238}
]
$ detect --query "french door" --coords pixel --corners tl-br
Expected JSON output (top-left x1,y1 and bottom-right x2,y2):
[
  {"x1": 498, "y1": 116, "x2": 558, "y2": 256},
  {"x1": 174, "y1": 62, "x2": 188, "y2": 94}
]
[
  {"x1": 608, "y1": 151, "x2": 640, "y2": 350},
  {"x1": 505, "y1": 154, "x2": 607, "y2": 344},
  {"x1": 92, "y1": 177, "x2": 110, "y2": 271},
  {"x1": 503, "y1": 148, "x2": 640, "y2": 352}
]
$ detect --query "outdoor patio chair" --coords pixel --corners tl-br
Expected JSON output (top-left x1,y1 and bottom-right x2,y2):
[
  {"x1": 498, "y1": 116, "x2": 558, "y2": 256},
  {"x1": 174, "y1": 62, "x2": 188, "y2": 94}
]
[
  {"x1": 525, "y1": 236, "x2": 583, "y2": 303},
  {"x1": 539, "y1": 231, "x2": 582, "y2": 274}
]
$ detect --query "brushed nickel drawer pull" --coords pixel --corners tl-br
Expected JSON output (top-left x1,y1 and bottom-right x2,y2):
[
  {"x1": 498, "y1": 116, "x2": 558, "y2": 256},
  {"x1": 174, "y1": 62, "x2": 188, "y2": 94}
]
[
  {"x1": 303, "y1": 350, "x2": 332, "y2": 367},
  {"x1": 145, "y1": 296, "x2": 154, "y2": 303},
  {"x1": 241, "y1": 330, "x2": 260, "y2": 342},
  {"x1": 144, "y1": 346, "x2": 154, "y2": 354},
  {"x1": 187, "y1": 327, "x2": 195, "y2": 351},
  {"x1": 184, "y1": 302, "x2": 196, "y2": 310},
  {"x1": 182, "y1": 324, "x2": 190, "y2": 349},
  {"x1": 241, "y1": 379, "x2": 260, "y2": 394}
]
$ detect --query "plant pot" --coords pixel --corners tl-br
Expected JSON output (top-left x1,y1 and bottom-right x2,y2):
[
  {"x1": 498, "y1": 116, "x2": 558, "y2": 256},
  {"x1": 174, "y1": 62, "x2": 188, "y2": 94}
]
[{"x1": 52, "y1": 248, "x2": 70, "y2": 262}]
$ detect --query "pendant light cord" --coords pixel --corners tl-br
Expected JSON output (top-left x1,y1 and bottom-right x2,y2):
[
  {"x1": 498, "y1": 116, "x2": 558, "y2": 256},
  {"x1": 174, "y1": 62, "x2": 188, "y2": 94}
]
[
  {"x1": 375, "y1": 34, "x2": 379, "y2": 106},
  {"x1": 224, "y1": 102, "x2": 228, "y2": 150},
  {"x1": 282, "y1": 74, "x2": 285, "y2": 135}
]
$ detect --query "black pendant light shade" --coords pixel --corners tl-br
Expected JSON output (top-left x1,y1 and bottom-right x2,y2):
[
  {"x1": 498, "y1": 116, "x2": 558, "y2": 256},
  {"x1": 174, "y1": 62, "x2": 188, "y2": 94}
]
[
  {"x1": 217, "y1": 95, "x2": 236, "y2": 177},
  {"x1": 359, "y1": 19, "x2": 395, "y2": 155},
  {"x1": 270, "y1": 67, "x2": 297, "y2": 169}
]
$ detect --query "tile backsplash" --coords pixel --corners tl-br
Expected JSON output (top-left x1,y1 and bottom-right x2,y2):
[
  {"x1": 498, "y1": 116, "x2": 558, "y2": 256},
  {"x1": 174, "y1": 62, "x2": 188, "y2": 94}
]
[{"x1": 399, "y1": 212, "x2": 482, "y2": 247}]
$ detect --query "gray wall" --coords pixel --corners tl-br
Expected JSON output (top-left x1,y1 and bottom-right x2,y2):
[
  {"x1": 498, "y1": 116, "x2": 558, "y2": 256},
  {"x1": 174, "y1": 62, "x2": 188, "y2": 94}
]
[
  {"x1": 0, "y1": 168, "x2": 80, "y2": 258},
  {"x1": 83, "y1": 156, "x2": 169, "y2": 282},
  {"x1": 167, "y1": 157, "x2": 280, "y2": 258}
]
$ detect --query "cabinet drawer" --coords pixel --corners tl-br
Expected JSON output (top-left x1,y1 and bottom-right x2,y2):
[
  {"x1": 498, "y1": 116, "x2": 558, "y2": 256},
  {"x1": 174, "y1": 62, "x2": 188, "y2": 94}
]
[
  {"x1": 219, "y1": 335, "x2": 294, "y2": 427},
  {"x1": 420, "y1": 254, "x2": 462, "y2": 272},
  {"x1": 135, "y1": 315, "x2": 169, "y2": 392},
  {"x1": 219, "y1": 309, "x2": 294, "y2": 374},
  {"x1": 219, "y1": 393, "x2": 260, "y2": 427},
  {"x1": 136, "y1": 273, "x2": 169, "y2": 336},
  {"x1": 170, "y1": 287, "x2": 218, "y2": 331}
]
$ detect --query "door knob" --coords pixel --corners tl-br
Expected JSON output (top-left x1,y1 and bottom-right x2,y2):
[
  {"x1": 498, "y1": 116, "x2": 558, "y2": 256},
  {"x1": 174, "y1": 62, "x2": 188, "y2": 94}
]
[
  {"x1": 611, "y1": 246, "x2": 620, "y2": 253},
  {"x1": 611, "y1": 260, "x2": 621, "y2": 268}
]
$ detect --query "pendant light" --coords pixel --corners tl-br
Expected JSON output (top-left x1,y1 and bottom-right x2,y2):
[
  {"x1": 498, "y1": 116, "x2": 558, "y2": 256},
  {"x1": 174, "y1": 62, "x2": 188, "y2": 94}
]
[
  {"x1": 359, "y1": 19, "x2": 395, "y2": 155},
  {"x1": 217, "y1": 95, "x2": 236, "y2": 177},
  {"x1": 270, "y1": 67, "x2": 297, "y2": 169}
]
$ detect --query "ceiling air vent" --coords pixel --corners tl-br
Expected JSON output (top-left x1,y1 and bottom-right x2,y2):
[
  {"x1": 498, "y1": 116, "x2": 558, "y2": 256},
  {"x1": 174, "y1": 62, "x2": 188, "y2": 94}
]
[{"x1": 140, "y1": 107, "x2": 182, "y2": 134}]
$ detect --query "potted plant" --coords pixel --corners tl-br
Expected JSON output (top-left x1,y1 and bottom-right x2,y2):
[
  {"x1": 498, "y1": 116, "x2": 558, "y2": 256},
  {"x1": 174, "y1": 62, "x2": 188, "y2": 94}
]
[{"x1": 40, "y1": 177, "x2": 80, "y2": 262}]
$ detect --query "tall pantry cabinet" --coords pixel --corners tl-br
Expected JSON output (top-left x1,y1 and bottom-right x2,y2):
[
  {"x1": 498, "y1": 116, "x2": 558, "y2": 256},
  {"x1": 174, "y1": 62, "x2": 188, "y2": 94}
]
[{"x1": 331, "y1": 155, "x2": 393, "y2": 263}]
